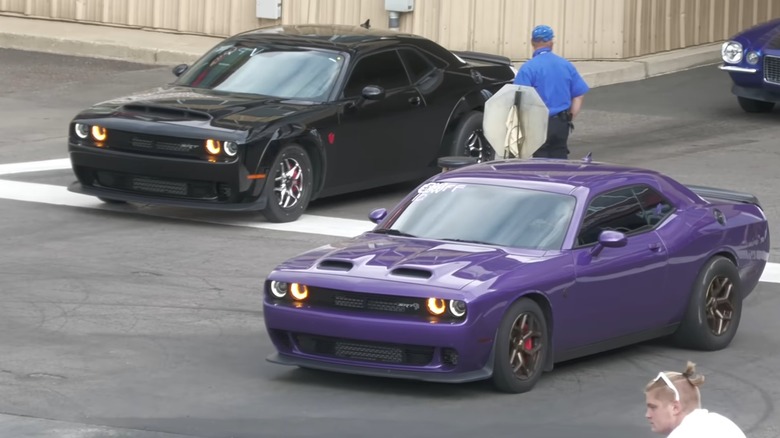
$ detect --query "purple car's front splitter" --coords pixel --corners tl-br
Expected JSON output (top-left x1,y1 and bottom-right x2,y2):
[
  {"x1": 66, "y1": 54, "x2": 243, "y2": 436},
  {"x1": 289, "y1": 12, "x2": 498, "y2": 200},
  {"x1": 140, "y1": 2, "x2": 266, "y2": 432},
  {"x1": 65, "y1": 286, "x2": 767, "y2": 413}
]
[
  {"x1": 266, "y1": 351, "x2": 494, "y2": 384},
  {"x1": 263, "y1": 302, "x2": 498, "y2": 384}
]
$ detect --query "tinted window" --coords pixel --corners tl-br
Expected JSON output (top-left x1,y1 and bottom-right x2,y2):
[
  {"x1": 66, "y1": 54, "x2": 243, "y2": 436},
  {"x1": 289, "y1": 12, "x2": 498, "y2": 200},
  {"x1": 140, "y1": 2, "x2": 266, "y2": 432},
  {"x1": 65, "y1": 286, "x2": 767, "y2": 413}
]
[
  {"x1": 175, "y1": 43, "x2": 345, "y2": 101},
  {"x1": 343, "y1": 50, "x2": 410, "y2": 97},
  {"x1": 399, "y1": 49, "x2": 435, "y2": 83},
  {"x1": 577, "y1": 185, "x2": 672, "y2": 246},
  {"x1": 384, "y1": 183, "x2": 576, "y2": 250}
]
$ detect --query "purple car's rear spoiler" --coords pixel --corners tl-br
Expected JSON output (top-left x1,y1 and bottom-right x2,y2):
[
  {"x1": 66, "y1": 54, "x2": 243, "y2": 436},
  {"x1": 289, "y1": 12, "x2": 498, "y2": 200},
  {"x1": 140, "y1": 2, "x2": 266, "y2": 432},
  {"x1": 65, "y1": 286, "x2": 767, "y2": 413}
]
[{"x1": 687, "y1": 184, "x2": 762, "y2": 209}]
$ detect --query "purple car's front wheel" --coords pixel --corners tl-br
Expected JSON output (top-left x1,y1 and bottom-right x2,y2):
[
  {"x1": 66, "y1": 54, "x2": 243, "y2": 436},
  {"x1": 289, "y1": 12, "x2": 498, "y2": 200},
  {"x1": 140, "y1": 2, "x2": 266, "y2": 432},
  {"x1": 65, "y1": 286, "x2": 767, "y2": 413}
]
[
  {"x1": 508, "y1": 312, "x2": 544, "y2": 380},
  {"x1": 492, "y1": 298, "x2": 549, "y2": 393}
]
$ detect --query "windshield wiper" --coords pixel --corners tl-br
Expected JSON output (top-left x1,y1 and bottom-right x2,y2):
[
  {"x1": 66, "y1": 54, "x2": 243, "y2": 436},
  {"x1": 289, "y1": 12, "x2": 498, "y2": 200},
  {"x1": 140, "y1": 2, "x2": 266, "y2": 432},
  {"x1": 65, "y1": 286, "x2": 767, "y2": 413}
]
[
  {"x1": 440, "y1": 237, "x2": 493, "y2": 245},
  {"x1": 373, "y1": 228, "x2": 417, "y2": 238}
]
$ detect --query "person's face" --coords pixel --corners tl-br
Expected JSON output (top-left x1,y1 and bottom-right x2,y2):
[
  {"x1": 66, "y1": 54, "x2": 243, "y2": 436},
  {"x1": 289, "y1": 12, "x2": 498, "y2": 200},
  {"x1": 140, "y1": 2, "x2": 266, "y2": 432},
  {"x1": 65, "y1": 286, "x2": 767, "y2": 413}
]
[{"x1": 645, "y1": 390, "x2": 680, "y2": 434}]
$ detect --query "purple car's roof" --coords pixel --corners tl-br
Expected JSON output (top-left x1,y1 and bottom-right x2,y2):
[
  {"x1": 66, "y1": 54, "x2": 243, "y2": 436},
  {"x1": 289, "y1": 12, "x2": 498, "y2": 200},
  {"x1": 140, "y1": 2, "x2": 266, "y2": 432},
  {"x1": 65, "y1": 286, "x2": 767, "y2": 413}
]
[{"x1": 434, "y1": 158, "x2": 668, "y2": 195}]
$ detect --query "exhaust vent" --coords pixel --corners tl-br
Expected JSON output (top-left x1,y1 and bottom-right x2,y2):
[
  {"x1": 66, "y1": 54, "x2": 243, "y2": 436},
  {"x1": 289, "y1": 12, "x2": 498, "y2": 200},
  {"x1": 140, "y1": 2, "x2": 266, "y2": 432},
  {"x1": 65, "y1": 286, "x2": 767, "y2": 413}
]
[
  {"x1": 317, "y1": 260, "x2": 354, "y2": 271},
  {"x1": 390, "y1": 268, "x2": 432, "y2": 279}
]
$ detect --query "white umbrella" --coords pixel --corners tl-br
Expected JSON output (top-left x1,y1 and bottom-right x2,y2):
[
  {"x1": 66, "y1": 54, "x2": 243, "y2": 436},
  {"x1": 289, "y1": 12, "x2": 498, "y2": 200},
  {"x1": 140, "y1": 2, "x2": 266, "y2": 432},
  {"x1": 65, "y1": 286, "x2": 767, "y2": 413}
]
[{"x1": 483, "y1": 84, "x2": 549, "y2": 159}]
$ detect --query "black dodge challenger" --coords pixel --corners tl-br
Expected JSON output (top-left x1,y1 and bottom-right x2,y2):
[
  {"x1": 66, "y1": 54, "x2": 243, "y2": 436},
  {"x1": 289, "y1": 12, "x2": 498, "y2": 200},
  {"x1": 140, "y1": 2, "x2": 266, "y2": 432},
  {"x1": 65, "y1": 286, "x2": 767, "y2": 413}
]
[{"x1": 67, "y1": 24, "x2": 516, "y2": 222}]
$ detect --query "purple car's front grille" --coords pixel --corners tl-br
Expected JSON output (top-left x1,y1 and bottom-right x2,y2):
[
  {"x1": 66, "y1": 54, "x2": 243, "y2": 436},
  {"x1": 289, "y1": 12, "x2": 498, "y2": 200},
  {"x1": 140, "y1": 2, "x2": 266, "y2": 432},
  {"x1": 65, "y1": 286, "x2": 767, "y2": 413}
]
[
  {"x1": 306, "y1": 287, "x2": 434, "y2": 319},
  {"x1": 764, "y1": 55, "x2": 780, "y2": 84},
  {"x1": 293, "y1": 333, "x2": 435, "y2": 365}
]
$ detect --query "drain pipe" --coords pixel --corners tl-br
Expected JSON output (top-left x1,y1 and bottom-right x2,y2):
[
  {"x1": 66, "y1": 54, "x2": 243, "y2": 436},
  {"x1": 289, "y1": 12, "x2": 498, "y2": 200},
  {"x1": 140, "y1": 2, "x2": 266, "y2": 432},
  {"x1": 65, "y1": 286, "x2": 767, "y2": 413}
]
[{"x1": 388, "y1": 11, "x2": 400, "y2": 31}]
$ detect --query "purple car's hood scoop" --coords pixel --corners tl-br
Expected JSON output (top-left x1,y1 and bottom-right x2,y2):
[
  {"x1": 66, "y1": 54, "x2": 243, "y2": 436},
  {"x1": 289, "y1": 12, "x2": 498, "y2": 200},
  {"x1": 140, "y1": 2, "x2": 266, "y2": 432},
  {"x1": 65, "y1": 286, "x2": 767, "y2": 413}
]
[{"x1": 278, "y1": 235, "x2": 543, "y2": 290}]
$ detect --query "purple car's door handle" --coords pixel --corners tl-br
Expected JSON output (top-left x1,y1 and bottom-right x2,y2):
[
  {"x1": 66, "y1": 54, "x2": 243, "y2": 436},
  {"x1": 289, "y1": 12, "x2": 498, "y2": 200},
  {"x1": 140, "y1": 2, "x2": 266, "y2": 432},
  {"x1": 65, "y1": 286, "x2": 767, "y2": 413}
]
[{"x1": 648, "y1": 242, "x2": 663, "y2": 252}]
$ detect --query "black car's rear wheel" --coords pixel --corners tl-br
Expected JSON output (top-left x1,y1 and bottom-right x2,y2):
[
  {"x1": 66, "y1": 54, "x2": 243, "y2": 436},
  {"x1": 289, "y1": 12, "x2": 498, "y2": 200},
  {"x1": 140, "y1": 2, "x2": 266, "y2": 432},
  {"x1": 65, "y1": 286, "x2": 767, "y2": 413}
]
[
  {"x1": 737, "y1": 96, "x2": 775, "y2": 113},
  {"x1": 672, "y1": 256, "x2": 743, "y2": 350},
  {"x1": 262, "y1": 144, "x2": 313, "y2": 223},
  {"x1": 491, "y1": 298, "x2": 548, "y2": 394},
  {"x1": 449, "y1": 111, "x2": 494, "y2": 162}
]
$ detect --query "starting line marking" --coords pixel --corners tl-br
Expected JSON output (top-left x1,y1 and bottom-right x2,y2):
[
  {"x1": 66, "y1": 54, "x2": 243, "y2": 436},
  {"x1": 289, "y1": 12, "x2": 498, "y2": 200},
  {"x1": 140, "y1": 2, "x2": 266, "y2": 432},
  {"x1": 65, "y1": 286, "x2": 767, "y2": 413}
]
[{"x1": 1, "y1": 159, "x2": 779, "y2": 284}]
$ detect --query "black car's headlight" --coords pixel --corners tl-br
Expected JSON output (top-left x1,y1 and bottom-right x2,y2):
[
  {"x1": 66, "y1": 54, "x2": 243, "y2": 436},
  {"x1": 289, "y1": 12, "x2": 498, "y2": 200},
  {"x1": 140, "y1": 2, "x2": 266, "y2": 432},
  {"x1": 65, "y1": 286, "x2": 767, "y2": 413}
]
[
  {"x1": 74, "y1": 123, "x2": 90, "y2": 139},
  {"x1": 721, "y1": 41, "x2": 743, "y2": 64}
]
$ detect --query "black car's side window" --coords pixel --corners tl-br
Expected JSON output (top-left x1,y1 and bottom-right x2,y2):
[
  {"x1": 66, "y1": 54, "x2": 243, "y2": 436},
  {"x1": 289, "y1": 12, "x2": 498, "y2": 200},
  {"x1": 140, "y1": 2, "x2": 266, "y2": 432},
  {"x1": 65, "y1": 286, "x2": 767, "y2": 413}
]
[
  {"x1": 343, "y1": 50, "x2": 410, "y2": 98},
  {"x1": 399, "y1": 49, "x2": 435, "y2": 84},
  {"x1": 576, "y1": 185, "x2": 672, "y2": 246}
]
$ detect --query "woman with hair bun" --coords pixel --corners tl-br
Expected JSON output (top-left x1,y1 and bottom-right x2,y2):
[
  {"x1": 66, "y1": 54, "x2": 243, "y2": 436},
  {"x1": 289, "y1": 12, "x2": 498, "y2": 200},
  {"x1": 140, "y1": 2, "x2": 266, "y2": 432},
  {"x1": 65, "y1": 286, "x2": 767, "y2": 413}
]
[{"x1": 643, "y1": 361, "x2": 746, "y2": 437}]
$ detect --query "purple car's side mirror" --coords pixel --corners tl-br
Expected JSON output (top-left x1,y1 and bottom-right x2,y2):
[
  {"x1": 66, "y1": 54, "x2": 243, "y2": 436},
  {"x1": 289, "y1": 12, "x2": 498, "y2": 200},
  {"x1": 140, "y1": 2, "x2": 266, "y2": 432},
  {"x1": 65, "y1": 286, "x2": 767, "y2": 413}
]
[
  {"x1": 590, "y1": 230, "x2": 627, "y2": 257},
  {"x1": 369, "y1": 208, "x2": 388, "y2": 224}
]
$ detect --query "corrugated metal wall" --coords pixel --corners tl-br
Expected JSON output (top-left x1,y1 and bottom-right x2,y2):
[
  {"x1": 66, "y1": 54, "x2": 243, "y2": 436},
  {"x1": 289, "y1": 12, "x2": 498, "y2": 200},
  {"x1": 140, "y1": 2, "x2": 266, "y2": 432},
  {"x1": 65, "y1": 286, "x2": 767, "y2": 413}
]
[{"x1": 2, "y1": 0, "x2": 780, "y2": 60}]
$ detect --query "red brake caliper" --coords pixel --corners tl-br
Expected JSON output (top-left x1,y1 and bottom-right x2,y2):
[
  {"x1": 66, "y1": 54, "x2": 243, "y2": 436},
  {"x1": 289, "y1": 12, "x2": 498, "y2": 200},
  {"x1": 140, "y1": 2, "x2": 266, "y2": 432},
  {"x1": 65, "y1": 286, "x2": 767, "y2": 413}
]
[{"x1": 522, "y1": 323, "x2": 533, "y2": 351}]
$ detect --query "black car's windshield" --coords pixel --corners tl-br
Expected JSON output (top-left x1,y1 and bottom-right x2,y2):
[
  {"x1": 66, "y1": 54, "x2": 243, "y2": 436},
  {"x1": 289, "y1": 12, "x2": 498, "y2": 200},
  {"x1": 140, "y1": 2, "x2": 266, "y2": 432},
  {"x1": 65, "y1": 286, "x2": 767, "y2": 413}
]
[
  {"x1": 175, "y1": 42, "x2": 345, "y2": 101},
  {"x1": 384, "y1": 182, "x2": 576, "y2": 250}
]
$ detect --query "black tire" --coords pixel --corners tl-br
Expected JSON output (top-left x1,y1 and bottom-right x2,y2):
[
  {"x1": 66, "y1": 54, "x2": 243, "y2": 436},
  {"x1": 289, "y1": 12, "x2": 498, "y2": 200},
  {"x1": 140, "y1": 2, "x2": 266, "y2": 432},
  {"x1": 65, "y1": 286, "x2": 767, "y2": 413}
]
[
  {"x1": 97, "y1": 197, "x2": 127, "y2": 204},
  {"x1": 491, "y1": 298, "x2": 549, "y2": 394},
  {"x1": 449, "y1": 111, "x2": 493, "y2": 162},
  {"x1": 672, "y1": 256, "x2": 743, "y2": 351},
  {"x1": 261, "y1": 144, "x2": 313, "y2": 223},
  {"x1": 737, "y1": 96, "x2": 775, "y2": 113}
]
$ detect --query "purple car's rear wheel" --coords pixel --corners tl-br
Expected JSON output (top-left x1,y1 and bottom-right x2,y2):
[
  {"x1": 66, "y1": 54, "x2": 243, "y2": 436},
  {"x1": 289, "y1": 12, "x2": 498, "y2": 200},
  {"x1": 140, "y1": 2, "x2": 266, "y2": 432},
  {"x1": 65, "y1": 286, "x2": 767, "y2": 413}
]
[
  {"x1": 492, "y1": 298, "x2": 548, "y2": 393},
  {"x1": 705, "y1": 275, "x2": 736, "y2": 336},
  {"x1": 673, "y1": 256, "x2": 743, "y2": 351}
]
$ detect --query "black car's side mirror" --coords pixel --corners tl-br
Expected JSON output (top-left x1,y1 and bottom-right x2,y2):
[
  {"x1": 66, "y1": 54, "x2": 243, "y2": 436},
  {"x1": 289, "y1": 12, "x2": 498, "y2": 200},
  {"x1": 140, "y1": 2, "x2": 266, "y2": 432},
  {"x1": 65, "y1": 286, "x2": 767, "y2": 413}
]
[
  {"x1": 369, "y1": 208, "x2": 388, "y2": 224},
  {"x1": 172, "y1": 64, "x2": 189, "y2": 77},
  {"x1": 361, "y1": 85, "x2": 385, "y2": 100}
]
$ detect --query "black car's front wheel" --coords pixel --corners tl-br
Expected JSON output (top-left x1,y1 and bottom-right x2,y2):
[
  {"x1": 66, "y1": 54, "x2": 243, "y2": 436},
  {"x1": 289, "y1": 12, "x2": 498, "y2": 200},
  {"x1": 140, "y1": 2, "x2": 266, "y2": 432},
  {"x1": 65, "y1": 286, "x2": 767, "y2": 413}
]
[
  {"x1": 262, "y1": 144, "x2": 313, "y2": 223},
  {"x1": 449, "y1": 111, "x2": 494, "y2": 162},
  {"x1": 737, "y1": 96, "x2": 775, "y2": 113},
  {"x1": 491, "y1": 298, "x2": 548, "y2": 394}
]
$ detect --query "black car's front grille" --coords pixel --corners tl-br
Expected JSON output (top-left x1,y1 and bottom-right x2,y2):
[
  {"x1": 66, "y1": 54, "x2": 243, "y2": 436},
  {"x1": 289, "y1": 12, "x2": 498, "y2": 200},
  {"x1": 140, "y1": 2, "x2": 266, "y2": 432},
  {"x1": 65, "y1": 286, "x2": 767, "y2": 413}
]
[
  {"x1": 764, "y1": 55, "x2": 780, "y2": 84},
  {"x1": 307, "y1": 287, "x2": 428, "y2": 318},
  {"x1": 94, "y1": 170, "x2": 221, "y2": 200},
  {"x1": 105, "y1": 130, "x2": 208, "y2": 160},
  {"x1": 293, "y1": 333, "x2": 434, "y2": 365}
]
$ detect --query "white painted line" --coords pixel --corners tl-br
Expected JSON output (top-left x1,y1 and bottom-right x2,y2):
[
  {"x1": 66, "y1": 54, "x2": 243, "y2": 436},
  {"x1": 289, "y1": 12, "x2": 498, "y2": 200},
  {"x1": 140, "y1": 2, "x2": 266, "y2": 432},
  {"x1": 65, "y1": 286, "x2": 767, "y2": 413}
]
[
  {"x1": 0, "y1": 158, "x2": 71, "y2": 176},
  {"x1": 0, "y1": 159, "x2": 778, "y2": 284},
  {"x1": 0, "y1": 179, "x2": 374, "y2": 238}
]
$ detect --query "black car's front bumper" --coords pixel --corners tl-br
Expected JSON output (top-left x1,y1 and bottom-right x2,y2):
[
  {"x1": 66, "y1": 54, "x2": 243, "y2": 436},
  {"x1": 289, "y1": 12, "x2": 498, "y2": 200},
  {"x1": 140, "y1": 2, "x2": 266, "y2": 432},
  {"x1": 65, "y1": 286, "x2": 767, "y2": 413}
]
[{"x1": 68, "y1": 142, "x2": 269, "y2": 211}]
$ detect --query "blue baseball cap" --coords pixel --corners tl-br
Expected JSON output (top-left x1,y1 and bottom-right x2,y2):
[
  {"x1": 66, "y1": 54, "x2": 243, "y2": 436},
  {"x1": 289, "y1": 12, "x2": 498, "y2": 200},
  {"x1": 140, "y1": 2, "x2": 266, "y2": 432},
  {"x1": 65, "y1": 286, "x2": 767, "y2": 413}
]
[{"x1": 531, "y1": 25, "x2": 554, "y2": 42}]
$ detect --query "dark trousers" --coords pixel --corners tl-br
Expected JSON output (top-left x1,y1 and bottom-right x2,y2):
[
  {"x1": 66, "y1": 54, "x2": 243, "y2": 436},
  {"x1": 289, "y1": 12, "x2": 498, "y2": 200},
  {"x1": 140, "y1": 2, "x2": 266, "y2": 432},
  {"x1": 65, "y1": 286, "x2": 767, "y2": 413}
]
[{"x1": 532, "y1": 113, "x2": 571, "y2": 159}]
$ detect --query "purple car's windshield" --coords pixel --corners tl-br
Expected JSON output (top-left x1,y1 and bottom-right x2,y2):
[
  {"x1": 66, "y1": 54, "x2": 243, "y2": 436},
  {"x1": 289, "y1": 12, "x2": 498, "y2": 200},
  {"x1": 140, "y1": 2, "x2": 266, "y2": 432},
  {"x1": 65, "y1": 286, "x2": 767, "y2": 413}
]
[
  {"x1": 175, "y1": 42, "x2": 345, "y2": 101},
  {"x1": 384, "y1": 182, "x2": 576, "y2": 250}
]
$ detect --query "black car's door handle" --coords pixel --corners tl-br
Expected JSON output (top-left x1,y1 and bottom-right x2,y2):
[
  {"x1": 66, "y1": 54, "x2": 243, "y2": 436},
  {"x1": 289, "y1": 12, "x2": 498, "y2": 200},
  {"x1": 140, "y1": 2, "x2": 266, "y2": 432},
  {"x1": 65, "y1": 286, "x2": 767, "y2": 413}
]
[{"x1": 408, "y1": 96, "x2": 421, "y2": 106}]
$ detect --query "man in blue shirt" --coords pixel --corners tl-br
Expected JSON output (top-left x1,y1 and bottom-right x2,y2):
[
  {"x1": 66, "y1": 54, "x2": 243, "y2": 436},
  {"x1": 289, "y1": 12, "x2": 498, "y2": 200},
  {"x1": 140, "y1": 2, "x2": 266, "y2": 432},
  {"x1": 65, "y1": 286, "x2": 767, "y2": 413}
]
[{"x1": 514, "y1": 25, "x2": 589, "y2": 159}]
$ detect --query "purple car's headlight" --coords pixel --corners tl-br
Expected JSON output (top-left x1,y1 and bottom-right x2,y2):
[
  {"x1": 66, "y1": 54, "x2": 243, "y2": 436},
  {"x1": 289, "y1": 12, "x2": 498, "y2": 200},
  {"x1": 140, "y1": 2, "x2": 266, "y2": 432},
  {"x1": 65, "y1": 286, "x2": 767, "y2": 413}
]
[
  {"x1": 270, "y1": 281, "x2": 289, "y2": 298},
  {"x1": 427, "y1": 298, "x2": 467, "y2": 318}
]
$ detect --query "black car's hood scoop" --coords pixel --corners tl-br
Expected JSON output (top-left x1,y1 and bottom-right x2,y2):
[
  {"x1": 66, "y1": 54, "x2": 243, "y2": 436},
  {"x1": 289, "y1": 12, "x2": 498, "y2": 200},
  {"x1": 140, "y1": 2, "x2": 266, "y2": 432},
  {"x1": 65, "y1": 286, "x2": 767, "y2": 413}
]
[
  {"x1": 95, "y1": 86, "x2": 317, "y2": 128},
  {"x1": 121, "y1": 103, "x2": 212, "y2": 121}
]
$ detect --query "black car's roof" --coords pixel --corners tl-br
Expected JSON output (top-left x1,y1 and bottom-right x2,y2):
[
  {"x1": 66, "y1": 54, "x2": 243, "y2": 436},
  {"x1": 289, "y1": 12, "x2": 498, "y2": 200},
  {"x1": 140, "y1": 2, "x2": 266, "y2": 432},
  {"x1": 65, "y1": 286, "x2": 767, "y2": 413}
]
[{"x1": 232, "y1": 24, "x2": 432, "y2": 52}]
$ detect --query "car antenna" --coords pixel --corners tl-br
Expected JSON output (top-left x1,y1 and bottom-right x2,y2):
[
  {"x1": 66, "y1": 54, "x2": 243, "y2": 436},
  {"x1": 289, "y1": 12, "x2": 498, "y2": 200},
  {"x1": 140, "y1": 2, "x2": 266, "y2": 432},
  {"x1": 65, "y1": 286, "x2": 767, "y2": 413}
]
[
  {"x1": 360, "y1": 19, "x2": 371, "y2": 29},
  {"x1": 582, "y1": 152, "x2": 593, "y2": 163}
]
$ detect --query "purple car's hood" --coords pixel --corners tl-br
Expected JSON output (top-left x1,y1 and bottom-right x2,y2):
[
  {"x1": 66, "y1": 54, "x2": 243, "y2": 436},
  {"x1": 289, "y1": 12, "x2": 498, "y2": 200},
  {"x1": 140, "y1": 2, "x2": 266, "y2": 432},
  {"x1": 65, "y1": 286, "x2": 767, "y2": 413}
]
[{"x1": 275, "y1": 235, "x2": 548, "y2": 290}]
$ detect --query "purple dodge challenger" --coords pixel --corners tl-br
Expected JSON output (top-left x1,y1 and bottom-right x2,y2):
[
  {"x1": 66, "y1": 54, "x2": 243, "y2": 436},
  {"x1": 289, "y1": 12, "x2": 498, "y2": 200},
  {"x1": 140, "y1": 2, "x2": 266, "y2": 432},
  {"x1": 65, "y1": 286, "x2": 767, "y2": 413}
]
[{"x1": 262, "y1": 158, "x2": 770, "y2": 393}]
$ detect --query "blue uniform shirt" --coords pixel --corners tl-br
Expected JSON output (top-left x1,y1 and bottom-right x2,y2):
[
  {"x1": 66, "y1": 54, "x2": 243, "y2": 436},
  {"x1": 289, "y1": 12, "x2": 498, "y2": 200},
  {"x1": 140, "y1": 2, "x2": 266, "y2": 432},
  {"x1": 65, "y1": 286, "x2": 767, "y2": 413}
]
[{"x1": 513, "y1": 47, "x2": 590, "y2": 117}]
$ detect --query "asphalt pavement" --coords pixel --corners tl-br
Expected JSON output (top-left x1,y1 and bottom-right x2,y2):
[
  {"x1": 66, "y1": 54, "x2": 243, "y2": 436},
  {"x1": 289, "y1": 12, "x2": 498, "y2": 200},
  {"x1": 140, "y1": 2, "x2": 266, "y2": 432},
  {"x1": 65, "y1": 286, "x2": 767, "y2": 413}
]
[{"x1": 0, "y1": 46, "x2": 779, "y2": 438}]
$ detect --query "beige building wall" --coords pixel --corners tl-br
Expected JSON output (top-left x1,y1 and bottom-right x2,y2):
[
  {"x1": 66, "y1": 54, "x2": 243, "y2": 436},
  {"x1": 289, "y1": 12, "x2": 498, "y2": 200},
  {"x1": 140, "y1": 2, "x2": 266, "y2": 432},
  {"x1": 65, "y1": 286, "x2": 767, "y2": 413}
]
[{"x1": 2, "y1": 0, "x2": 780, "y2": 60}]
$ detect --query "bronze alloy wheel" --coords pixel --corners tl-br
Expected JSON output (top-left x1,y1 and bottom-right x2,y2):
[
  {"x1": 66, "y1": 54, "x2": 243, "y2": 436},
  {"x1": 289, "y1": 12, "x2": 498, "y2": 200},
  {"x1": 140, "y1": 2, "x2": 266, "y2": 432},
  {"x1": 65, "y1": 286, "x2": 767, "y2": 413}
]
[
  {"x1": 705, "y1": 275, "x2": 735, "y2": 336},
  {"x1": 273, "y1": 157, "x2": 304, "y2": 209},
  {"x1": 508, "y1": 312, "x2": 544, "y2": 380}
]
